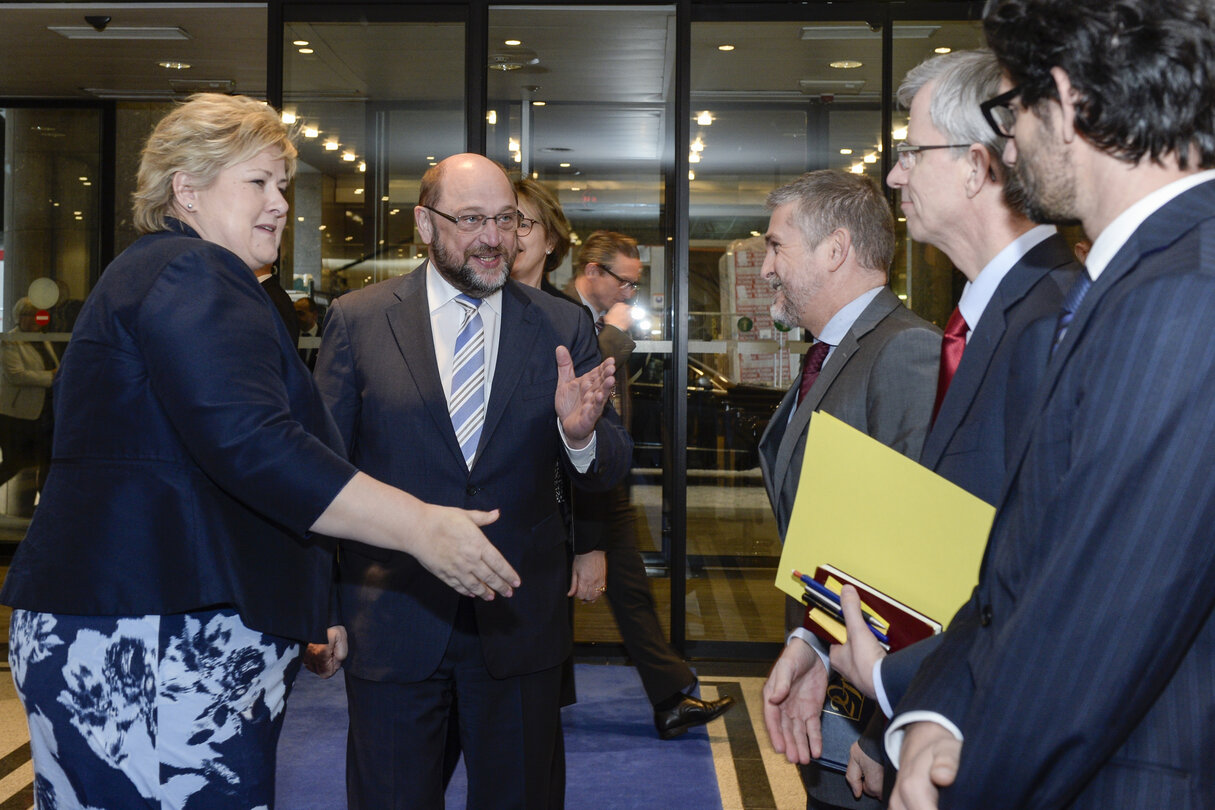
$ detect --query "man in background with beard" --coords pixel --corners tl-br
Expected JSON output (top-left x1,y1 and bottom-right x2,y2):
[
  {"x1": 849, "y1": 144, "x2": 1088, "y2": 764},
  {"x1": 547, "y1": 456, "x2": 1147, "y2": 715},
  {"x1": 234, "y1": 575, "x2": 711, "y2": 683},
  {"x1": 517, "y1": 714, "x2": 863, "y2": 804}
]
[{"x1": 312, "y1": 153, "x2": 632, "y2": 809}]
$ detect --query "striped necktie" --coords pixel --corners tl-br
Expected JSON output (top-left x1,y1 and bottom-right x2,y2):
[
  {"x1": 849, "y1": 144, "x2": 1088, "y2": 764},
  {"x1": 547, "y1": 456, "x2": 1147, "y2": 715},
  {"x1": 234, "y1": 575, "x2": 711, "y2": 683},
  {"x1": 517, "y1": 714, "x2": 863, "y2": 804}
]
[
  {"x1": 450, "y1": 294, "x2": 486, "y2": 468},
  {"x1": 1051, "y1": 272, "x2": 1093, "y2": 356}
]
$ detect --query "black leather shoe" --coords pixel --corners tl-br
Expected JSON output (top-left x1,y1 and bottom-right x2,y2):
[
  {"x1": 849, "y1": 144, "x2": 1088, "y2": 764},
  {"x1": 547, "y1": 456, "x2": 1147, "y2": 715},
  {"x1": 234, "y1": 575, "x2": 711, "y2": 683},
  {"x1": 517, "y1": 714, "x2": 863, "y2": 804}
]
[{"x1": 654, "y1": 694, "x2": 736, "y2": 739}]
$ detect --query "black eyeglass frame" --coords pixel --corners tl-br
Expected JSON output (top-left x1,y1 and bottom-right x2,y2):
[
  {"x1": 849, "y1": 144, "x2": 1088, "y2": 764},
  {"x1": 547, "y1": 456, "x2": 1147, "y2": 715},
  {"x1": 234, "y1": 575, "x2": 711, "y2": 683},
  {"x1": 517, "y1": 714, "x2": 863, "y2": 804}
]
[
  {"x1": 421, "y1": 204, "x2": 531, "y2": 234},
  {"x1": 595, "y1": 263, "x2": 641, "y2": 291},
  {"x1": 894, "y1": 141, "x2": 974, "y2": 170},
  {"x1": 980, "y1": 85, "x2": 1023, "y2": 139}
]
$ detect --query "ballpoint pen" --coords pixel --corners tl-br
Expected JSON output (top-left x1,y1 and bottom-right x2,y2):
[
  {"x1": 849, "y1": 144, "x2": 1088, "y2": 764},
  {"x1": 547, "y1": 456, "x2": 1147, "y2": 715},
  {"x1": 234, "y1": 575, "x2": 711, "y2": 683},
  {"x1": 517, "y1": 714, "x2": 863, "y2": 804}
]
[{"x1": 793, "y1": 570, "x2": 888, "y2": 630}]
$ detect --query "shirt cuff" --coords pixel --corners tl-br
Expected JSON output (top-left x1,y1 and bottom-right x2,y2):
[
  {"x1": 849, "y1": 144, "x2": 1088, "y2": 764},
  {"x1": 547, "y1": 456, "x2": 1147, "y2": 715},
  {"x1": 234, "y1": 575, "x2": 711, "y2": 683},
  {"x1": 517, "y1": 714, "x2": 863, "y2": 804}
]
[
  {"x1": 874, "y1": 659, "x2": 893, "y2": 719},
  {"x1": 884, "y1": 711, "x2": 964, "y2": 769},
  {"x1": 558, "y1": 417, "x2": 596, "y2": 473},
  {"x1": 786, "y1": 627, "x2": 831, "y2": 674}
]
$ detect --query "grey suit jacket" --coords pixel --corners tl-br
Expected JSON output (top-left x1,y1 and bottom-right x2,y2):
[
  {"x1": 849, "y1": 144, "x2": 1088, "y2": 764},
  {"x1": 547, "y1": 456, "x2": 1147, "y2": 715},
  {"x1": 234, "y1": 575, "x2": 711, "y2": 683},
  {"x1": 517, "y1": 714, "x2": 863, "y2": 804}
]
[
  {"x1": 0, "y1": 332, "x2": 57, "y2": 420},
  {"x1": 759, "y1": 286, "x2": 942, "y2": 538}
]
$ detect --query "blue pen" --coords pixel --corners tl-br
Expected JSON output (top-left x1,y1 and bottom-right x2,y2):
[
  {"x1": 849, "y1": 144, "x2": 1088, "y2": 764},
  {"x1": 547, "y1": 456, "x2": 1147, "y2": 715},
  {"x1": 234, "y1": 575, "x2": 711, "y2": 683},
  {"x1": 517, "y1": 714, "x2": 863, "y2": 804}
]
[{"x1": 793, "y1": 570, "x2": 889, "y2": 632}]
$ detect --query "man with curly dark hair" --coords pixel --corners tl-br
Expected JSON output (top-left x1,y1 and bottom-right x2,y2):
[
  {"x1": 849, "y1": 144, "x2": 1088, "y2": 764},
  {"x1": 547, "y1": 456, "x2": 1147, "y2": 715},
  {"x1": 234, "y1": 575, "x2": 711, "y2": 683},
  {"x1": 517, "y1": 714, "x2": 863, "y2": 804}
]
[{"x1": 885, "y1": 1, "x2": 1215, "y2": 808}]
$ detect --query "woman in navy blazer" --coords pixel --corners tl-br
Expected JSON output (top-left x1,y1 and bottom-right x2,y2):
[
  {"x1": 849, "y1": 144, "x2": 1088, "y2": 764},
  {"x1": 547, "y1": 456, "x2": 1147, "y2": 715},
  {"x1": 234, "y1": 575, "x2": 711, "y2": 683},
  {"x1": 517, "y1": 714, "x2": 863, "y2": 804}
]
[{"x1": 0, "y1": 93, "x2": 517, "y2": 809}]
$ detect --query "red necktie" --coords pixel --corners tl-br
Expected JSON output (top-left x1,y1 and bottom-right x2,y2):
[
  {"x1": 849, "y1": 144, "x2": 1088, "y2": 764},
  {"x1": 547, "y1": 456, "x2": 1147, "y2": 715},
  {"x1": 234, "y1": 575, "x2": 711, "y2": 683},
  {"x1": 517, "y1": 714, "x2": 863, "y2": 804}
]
[
  {"x1": 797, "y1": 341, "x2": 831, "y2": 406},
  {"x1": 933, "y1": 307, "x2": 968, "y2": 422}
]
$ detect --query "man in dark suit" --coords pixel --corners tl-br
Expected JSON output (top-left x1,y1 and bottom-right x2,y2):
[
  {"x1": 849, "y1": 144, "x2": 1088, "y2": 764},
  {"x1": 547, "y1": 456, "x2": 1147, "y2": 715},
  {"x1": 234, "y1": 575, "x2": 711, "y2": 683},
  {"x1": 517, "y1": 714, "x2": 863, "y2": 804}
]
[
  {"x1": 294, "y1": 295, "x2": 322, "y2": 370},
  {"x1": 888, "y1": 2, "x2": 1215, "y2": 808},
  {"x1": 256, "y1": 264, "x2": 299, "y2": 345},
  {"x1": 313, "y1": 153, "x2": 631, "y2": 809},
  {"x1": 565, "y1": 230, "x2": 736, "y2": 738},
  {"x1": 755, "y1": 170, "x2": 940, "y2": 810},
  {"x1": 827, "y1": 49, "x2": 1081, "y2": 799}
]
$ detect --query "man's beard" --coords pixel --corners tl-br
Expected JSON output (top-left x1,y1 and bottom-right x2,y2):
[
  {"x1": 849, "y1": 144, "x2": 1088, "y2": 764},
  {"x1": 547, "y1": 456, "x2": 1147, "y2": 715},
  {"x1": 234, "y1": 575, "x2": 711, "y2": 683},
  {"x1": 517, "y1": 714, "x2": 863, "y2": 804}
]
[
  {"x1": 1012, "y1": 123, "x2": 1080, "y2": 226},
  {"x1": 431, "y1": 235, "x2": 512, "y2": 298}
]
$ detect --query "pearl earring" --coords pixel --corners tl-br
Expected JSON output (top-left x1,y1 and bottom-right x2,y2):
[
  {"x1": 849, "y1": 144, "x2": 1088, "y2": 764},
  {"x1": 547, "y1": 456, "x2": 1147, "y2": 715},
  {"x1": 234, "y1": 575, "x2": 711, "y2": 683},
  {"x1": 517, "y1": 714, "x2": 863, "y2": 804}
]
[{"x1": 187, "y1": 203, "x2": 193, "y2": 210}]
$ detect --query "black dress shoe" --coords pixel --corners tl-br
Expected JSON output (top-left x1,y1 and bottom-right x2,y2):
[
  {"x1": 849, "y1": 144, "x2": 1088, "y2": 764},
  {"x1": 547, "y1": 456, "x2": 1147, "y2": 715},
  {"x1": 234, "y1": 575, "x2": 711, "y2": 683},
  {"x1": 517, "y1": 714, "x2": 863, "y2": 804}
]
[{"x1": 653, "y1": 694, "x2": 736, "y2": 739}]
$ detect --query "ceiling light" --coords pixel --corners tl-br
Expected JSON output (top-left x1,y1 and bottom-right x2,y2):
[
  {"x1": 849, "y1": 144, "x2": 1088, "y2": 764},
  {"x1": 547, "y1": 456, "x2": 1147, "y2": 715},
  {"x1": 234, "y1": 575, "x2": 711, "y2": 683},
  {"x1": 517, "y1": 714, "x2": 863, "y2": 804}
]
[
  {"x1": 892, "y1": 126, "x2": 908, "y2": 140},
  {"x1": 50, "y1": 25, "x2": 190, "y2": 40},
  {"x1": 689, "y1": 152, "x2": 701, "y2": 164},
  {"x1": 505, "y1": 39, "x2": 522, "y2": 46},
  {"x1": 532, "y1": 100, "x2": 546, "y2": 107},
  {"x1": 486, "y1": 110, "x2": 498, "y2": 125},
  {"x1": 324, "y1": 140, "x2": 339, "y2": 151},
  {"x1": 717, "y1": 44, "x2": 735, "y2": 51},
  {"x1": 78, "y1": 176, "x2": 88, "y2": 181},
  {"x1": 303, "y1": 126, "x2": 319, "y2": 138},
  {"x1": 690, "y1": 138, "x2": 705, "y2": 152},
  {"x1": 570, "y1": 186, "x2": 581, "y2": 192},
  {"x1": 850, "y1": 163, "x2": 865, "y2": 174},
  {"x1": 513, "y1": 153, "x2": 522, "y2": 163},
  {"x1": 82, "y1": 181, "x2": 92, "y2": 186},
  {"x1": 298, "y1": 48, "x2": 314, "y2": 54},
  {"x1": 353, "y1": 189, "x2": 363, "y2": 195},
  {"x1": 830, "y1": 60, "x2": 863, "y2": 69},
  {"x1": 426, "y1": 156, "x2": 435, "y2": 161},
  {"x1": 559, "y1": 162, "x2": 571, "y2": 168},
  {"x1": 801, "y1": 25, "x2": 939, "y2": 40},
  {"x1": 934, "y1": 47, "x2": 952, "y2": 54},
  {"x1": 507, "y1": 139, "x2": 519, "y2": 153},
  {"x1": 688, "y1": 170, "x2": 695, "y2": 180},
  {"x1": 293, "y1": 40, "x2": 309, "y2": 46},
  {"x1": 281, "y1": 111, "x2": 297, "y2": 124},
  {"x1": 342, "y1": 151, "x2": 356, "y2": 162},
  {"x1": 158, "y1": 61, "x2": 190, "y2": 70},
  {"x1": 358, "y1": 161, "x2": 366, "y2": 172},
  {"x1": 839, "y1": 148, "x2": 854, "y2": 155},
  {"x1": 697, "y1": 111, "x2": 713, "y2": 126},
  {"x1": 298, "y1": 216, "x2": 305, "y2": 222},
  {"x1": 381, "y1": 196, "x2": 389, "y2": 202},
  {"x1": 863, "y1": 153, "x2": 877, "y2": 164}
]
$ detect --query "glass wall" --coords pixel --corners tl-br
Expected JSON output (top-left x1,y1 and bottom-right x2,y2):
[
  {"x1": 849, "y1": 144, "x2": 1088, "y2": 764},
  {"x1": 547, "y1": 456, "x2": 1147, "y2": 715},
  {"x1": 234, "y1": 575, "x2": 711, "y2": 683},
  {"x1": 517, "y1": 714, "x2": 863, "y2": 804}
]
[
  {"x1": 485, "y1": 4, "x2": 678, "y2": 646},
  {"x1": 281, "y1": 19, "x2": 466, "y2": 298}
]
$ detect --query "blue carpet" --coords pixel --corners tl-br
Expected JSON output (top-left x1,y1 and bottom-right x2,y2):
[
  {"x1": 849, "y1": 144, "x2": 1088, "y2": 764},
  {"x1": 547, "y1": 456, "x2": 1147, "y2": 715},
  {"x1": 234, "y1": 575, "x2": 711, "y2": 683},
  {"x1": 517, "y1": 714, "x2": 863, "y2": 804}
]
[{"x1": 275, "y1": 663, "x2": 723, "y2": 809}]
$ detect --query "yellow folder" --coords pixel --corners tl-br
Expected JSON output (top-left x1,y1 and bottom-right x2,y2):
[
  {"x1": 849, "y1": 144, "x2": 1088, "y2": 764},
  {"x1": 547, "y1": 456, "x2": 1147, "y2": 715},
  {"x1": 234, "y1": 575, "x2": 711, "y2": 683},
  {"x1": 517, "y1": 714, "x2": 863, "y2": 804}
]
[{"x1": 775, "y1": 412, "x2": 996, "y2": 627}]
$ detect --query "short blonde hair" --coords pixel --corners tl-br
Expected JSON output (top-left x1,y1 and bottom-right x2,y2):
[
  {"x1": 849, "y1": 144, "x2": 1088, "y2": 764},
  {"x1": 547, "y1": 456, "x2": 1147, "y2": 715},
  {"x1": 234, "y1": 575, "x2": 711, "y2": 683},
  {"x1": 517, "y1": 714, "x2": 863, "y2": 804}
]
[
  {"x1": 132, "y1": 93, "x2": 297, "y2": 234},
  {"x1": 12, "y1": 298, "x2": 36, "y2": 318}
]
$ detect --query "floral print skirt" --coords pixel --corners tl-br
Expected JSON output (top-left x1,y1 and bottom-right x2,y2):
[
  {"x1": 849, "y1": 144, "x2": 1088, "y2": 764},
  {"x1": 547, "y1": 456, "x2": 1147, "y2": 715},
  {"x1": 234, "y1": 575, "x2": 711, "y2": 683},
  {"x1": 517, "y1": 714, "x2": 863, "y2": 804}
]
[{"x1": 9, "y1": 608, "x2": 301, "y2": 809}]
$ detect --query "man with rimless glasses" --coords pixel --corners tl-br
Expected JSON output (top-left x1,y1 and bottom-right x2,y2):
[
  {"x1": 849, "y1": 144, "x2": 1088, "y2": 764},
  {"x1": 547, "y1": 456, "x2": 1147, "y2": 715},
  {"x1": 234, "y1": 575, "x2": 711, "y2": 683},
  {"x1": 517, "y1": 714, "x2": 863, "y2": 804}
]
[
  {"x1": 311, "y1": 153, "x2": 632, "y2": 809},
  {"x1": 824, "y1": 48, "x2": 1081, "y2": 801}
]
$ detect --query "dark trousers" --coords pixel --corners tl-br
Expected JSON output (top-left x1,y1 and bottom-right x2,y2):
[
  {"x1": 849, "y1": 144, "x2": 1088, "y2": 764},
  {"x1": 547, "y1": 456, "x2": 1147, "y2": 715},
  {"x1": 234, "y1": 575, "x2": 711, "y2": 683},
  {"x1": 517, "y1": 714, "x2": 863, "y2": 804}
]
[
  {"x1": 345, "y1": 599, "x2": 565, "y2": 810},
  {"x1": 581, "y1": 482, "x2": 694, "y2": 706}
]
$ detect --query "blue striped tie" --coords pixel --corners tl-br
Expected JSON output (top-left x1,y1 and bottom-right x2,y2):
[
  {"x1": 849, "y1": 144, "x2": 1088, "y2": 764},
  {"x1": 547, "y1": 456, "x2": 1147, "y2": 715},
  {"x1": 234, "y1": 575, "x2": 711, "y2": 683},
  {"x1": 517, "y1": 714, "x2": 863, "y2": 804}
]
[{"x1": 450, "y1": 294, "x2": 486, "y2": 468}]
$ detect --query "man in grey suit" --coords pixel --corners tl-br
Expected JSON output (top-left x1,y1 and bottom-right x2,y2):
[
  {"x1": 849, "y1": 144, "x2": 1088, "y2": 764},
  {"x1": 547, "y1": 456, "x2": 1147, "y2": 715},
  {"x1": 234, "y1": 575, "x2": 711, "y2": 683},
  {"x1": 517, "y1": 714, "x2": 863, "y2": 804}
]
[{"x1": 755, "y1": 169, "x2": 940, "y2": 809}]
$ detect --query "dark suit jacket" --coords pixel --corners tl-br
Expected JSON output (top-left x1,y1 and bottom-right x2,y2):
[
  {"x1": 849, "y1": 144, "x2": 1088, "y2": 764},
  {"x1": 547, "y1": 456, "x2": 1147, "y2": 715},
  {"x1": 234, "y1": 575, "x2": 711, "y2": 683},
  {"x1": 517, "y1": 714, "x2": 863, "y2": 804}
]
[
  {"x1": 261, "y1": 272, "x2": 301, "y2": 346},
  {"x1": 0, "y1": 221, "x2": 357, "y2": 643},
  {"x1": 879, "y1": 233, "x2": 1080, "y2": 706},
  {"x1": 758, "y1": 286, "x2": 941, "y2": 538},
  {"x1": 315, "y1": 264, "x2": 631, "y2": 682},
  {"x1": 898, "y1": 179, "x2": 1215, "y2": 809}
]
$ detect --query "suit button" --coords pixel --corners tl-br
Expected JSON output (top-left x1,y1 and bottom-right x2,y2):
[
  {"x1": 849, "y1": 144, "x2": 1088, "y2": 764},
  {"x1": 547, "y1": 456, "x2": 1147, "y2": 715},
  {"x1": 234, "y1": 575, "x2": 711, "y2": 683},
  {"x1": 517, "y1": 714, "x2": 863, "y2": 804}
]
[
  {"x1": 466, "y1": 485, "x2": 480, "y2": 497},
  {"x1": 980, "y1": 605, "x2": 993, "y2": 626}
]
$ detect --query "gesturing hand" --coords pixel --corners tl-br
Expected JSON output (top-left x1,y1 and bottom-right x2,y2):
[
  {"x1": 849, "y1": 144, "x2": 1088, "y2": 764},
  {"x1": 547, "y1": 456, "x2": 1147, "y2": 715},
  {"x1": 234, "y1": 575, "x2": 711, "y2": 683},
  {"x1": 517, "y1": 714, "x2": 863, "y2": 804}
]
[
  {"x1": 890, "y1": 722, "x2": 960, "y2": 810},
  {"x1": 554, "y1": 345, "x2": 615, "y2": 447},
  {"x1": 762, "y1": 639, "x2": 828, "y2": 764}
]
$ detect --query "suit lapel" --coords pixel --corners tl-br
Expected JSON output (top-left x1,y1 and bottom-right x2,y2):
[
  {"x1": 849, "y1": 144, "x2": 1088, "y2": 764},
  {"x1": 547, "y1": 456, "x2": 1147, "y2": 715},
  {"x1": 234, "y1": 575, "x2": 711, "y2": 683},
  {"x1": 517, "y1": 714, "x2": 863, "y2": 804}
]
[
  {"x1": 999, "y1": 180, "x2": 1215, "y2": 509},
  {"x1": 920, "y1": 234, "x2": 1075, "y2": 469},
  {"x1": 773, "y1": 287, "x2": 899, "y2": 501},
  {"x1": 477, "y1": 281, "x2": 540, "y2": 461},
  {"x1": 383, "y1": 262, "x2": 469, "y2": 470}
]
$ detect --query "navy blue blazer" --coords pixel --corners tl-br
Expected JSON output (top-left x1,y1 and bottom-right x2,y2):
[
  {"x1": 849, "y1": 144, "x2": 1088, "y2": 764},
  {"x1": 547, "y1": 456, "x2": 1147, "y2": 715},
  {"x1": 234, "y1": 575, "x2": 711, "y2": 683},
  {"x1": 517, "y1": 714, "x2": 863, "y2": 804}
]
[
  {"x1": 315, "y1": 266, "x2": 631, "y2": 682},
  {"x1": 879, "y1": 233, "x2": 1080, "y2": 706},
  {"x1": 898, "y1": 179, "x2": 1215, "y2": 808},
  {"x1": 0, "y1": 222, "x2": 358, "y2": 643}
]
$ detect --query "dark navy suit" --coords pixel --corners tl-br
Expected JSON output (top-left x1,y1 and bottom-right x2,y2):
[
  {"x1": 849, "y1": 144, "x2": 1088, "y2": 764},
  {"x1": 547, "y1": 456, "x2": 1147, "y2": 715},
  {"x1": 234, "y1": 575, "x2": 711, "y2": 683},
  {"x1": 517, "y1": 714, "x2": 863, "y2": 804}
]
[
  {"x1": 315, "y1": 264, "x2": 630, "y2": 808},
  {"x1": 898, "y1": 179, "x2": 1215, "y2": 808},
  {"x1": 0, "y1": 221, "x2": 356, "y2": 643},
  {"x1": 879, "y1": 233, "x2": 1080, "y2": 706}
]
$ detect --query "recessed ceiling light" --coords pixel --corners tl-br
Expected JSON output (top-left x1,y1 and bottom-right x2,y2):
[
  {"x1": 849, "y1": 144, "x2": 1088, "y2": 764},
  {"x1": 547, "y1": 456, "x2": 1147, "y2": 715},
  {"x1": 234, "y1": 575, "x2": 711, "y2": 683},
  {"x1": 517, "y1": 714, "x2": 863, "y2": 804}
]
[
  {"x1": 281, "y1": 111, "x2": 297, "y2": 124},
  {"x1": 863, "y1": 153, "x2": 878, "y2": 164},
  {"x1": 486, "y1": 110, "x2": 498, "y2": 125},
  {"x1": 840, "y1": 148, "x2": 853, "y2": 155},
  {"x1": 532, "y1": 101, "x2": 546, "y2": 107},
  {"x1": 696, "y1": 111, "x2": 713, "y2": 126},
  {"x1": 505, "y1": 39, "x2": 521, "y2": 46},
  {"x1": 892, "y1": 126, "x2": 908, "y2": 140},
  {"x1": 293, "y1": 40, "x2": 309, "y2": 46},
  {"x1": 78, "y1": 176, "x2": 88, "y2": 181},
  {"x1": 342, "y1": 151, "x2": 356, "y2": 162},
  {"x1": 353, "y1": 189, "x2": 363, "y2": 195},
  {"x1": 324, "y1": 140, "x2": 339, "y2": 151},
  {"x1": 303, "y1": 126, "x2": 319, "y2": 138},
  {"x1": 689, "y1": 152, "x2": 701, "y2": 164},
  {"x1": 158, "y1": 61, "x2": 190, "y2": 70},
  {"x1": 559, "y1": 162, "x2": 571, "y2": 168},
  {"x1": 298, "y1": 48, "x2": 314, "y2": 54},
  {"x1": 358, "y1": 161, "x2": 366, "y2": 173},
  {"x1": 830, "y1": 60, "x2": 864, "y2": 69},
  {"x1": 688, "y1": 170, "x2": 695, "y2": 180},
  {"x1": 717, "y1": 44, "x2": 735, "y2": 51},
  {"x1": 934, "y1": 46, "x2": 952, "y2": 54}
]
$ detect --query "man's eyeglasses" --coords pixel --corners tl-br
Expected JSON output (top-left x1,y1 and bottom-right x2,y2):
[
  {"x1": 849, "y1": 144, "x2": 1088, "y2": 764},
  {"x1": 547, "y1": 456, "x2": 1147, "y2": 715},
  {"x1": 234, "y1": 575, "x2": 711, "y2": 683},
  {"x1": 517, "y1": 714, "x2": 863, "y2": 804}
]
[
  {"x1": 980, "y1": 85, "x2": 1022, "y2": 139},
  {"x1": 421, "y1": 205, "x2": 533, "y2": 235},
  {"x1": 596, "y1": 263, "x2": 641, "y2": 291},
  {"x1": 895, "y1": 141, "x2": 973, "y2": 170}
]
